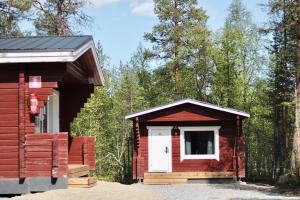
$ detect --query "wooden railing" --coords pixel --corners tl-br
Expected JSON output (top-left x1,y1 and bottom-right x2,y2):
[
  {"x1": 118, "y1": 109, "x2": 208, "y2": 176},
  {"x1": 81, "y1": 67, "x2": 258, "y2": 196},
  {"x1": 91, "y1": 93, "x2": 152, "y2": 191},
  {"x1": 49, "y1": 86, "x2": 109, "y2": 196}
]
[
  {"x1": 25, "y1": 133, "x2": 68, "y2": 178},
  {"x1": 68, "y1": 136, "x2": 96, "y2": 170}
]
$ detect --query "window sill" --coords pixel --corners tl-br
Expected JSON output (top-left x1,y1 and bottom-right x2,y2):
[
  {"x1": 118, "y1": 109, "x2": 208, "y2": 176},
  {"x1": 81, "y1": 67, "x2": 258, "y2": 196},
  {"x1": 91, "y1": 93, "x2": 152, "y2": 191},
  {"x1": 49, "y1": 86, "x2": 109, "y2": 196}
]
[{"x1": 181, "y1": 155, "x2": 219, "y2": 161}]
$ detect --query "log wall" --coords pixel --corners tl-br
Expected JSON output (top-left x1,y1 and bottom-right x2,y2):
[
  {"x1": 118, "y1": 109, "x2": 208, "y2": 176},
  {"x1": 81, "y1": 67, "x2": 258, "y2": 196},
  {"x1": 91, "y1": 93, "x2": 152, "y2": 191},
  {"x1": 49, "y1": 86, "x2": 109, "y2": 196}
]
[{"x1": 68, "y1": 136, "x2": 96, "y2": 170}]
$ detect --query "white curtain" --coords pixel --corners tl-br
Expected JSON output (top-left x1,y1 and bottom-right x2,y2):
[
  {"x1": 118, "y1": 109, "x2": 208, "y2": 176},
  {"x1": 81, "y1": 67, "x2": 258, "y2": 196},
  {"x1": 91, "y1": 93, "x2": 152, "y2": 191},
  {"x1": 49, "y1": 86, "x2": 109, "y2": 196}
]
[
  {"x1": 207, "y1": 133, "x2": 214, "y2": 154},
  {"x1": 185, "y1": 132, "x2": 192, "y2": 154}
]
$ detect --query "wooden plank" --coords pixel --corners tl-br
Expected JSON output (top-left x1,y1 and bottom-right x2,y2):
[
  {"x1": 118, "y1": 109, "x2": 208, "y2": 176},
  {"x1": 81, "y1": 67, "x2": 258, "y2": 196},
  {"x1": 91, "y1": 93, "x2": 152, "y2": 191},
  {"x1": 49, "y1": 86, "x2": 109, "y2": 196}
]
[
  {"x1": 0, "y1": 95, "x2": 18, "y2": 102},
  {"x1": 0, "y1": 127, "x2": 18, "y2": 133},
  {"x1": 0, "y1": 159, "x2": 19, "y2": 165},
  {"x1": 144, "y1": 172, "x2": 234, "y2": 179},
  {"x1": 0, "y1": 114, "x2": 18, "y2": 121},
  {"x1": 68, "y1": 170, "x2": 89, "y2": 178},
  {"x1": 0, "y1": 102, "x2": 18, "y2": 108},
  {"x1": 0, "y1": 89, "x2": 18, "y2": 95},
  {"x1": 0, "y1": 83, "x2": 18, "y2": 89},
  {"x1": 0, "y1": 165, "x2": 19, "y2": 171},
  {"x1": 0, "y1": 171, "x2": 19, "y2": 178},
  {"x1": 25, "y1": 152, "x2": 52, "y2": 158},
  {"x1": 68, "y1": 165, "x2": 89, "y2": 174},
  {"x1": 0, "y1": 140, "x2": 18, "y2": 146},
  {"x1": 27, "y1": 164, "x2": 52, "y2": 171},
  {"x1": 68, "y1": 182, "x2": 97, "y2": 188},
  {"x1": 0, "y1": 108, "x2": 18, "y2": 114},
  {"x1": 28, "y1": 88, "x2": 53, "y2": 95},
  {"x1": 68, "y1": 177, "x2": 97, "y2": 185},
  {"x1": 143, "y1": 178, "x2": 187, "y2": 185},
  {"x1": 0, "y1": 121, "x2": 18, "y2": 126},
  {"x1": 0, "y1": 134, "x2": 18, "y2": 140}
]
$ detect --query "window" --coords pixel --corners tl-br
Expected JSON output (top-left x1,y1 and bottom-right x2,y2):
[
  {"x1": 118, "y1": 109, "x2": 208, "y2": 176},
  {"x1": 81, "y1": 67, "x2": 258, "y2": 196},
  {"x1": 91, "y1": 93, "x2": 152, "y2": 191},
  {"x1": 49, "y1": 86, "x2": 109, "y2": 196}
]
[
  {"x1": 35, "y1": 90, "x2": 60, "y2": 133},
  {"x1": 180, "y1": 126, "x2": 220, "y2": 161}
]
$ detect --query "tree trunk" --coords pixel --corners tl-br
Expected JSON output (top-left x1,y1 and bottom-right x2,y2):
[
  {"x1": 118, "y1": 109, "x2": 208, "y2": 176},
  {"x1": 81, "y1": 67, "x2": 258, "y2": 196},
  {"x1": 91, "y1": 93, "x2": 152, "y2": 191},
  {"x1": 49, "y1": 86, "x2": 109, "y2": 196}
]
[{"x1": 291, "y1": 0, "x2": 300, "y2": 172}]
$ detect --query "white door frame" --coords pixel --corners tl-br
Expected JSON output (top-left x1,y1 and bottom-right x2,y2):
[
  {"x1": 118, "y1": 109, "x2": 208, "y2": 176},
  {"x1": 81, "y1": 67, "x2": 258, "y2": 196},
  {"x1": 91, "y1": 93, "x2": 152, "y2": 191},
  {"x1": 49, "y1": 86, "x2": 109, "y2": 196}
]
[
  {"x1": 47, "y1": 89, "x2": 60, "y2": 133},
  {"x1": 147, "y1": 126, "x2": 172, "y2": 172}
]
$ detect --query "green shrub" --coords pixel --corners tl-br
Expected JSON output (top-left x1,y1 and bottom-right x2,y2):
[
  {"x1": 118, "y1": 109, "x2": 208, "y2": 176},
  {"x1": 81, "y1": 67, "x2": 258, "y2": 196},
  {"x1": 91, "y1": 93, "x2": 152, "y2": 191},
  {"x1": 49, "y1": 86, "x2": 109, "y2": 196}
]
[{"x1": 276, "y1": 172, "x2": 300, "y2": 189}]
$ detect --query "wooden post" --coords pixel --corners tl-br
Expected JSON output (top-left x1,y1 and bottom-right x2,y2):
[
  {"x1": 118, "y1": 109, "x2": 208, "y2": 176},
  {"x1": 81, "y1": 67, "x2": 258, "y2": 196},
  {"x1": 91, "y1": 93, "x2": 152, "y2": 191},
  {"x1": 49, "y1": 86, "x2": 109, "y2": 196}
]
[
  {"x1": 83, "y1": 138, "x2": 89, "y2": 167},
  {"x1": 135, "y1": 117, "x2": 142, "y2": 181},
  {"x1": 52, "y1": 135, "x2": 59, "y2": 178},
  {"x1": 18, "y1": 67, "x2": 26, "y2": 178},
  {"x1": 235, "y1": 116, "x2": 241, "y2": 180}
]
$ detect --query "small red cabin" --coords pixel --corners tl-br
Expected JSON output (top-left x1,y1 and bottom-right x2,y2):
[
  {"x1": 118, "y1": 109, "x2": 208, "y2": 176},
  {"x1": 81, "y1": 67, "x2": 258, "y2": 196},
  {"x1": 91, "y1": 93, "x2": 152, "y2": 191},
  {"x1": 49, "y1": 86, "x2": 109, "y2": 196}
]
[
  {"x1": 125, "y1": 99, "x2": 249, "y2": 184},
  {"x1": 0, "y1": 36, "x2": 104, "y2": 193}
]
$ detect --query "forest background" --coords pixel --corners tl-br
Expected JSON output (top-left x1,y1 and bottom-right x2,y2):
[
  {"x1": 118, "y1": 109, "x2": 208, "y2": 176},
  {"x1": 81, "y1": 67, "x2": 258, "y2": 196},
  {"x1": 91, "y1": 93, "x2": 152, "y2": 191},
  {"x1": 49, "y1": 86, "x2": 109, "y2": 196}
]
[{"x1": 1, "y1": 0, "x2": 300, "y2": 187}]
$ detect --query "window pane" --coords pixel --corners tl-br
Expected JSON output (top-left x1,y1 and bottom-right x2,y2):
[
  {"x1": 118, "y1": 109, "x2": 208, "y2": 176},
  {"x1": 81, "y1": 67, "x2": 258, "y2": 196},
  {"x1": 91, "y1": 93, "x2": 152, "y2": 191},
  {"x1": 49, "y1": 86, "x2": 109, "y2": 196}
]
[{"x1": 184, "y1": 131, "x2": 214, "y2": 155}]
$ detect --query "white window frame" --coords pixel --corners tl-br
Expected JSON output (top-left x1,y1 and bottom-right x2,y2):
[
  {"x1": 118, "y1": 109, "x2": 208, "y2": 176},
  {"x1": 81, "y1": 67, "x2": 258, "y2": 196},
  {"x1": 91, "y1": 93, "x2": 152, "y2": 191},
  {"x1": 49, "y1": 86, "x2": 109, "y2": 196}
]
[{"x1": 179, "y1": 126, "x2": 220, "y2": 161}]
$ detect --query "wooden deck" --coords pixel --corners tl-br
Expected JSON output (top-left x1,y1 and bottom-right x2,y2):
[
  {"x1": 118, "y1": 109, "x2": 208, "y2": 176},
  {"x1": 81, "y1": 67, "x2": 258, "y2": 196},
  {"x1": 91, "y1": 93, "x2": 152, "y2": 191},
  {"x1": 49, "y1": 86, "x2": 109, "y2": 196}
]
[
  {"x1": 68, "y1": 164, "x2": 97, "y2": 188},
  {"x1": 143, "y1": 172, "x2": 234, "y2": 185}
]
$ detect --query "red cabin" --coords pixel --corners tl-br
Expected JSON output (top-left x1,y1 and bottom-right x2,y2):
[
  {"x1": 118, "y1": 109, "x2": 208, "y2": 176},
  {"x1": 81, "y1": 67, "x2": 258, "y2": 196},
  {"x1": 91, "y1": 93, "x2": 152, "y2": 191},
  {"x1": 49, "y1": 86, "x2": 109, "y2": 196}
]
[
  {"x1": 125, "y1": 99, "x2": 249, "y2": 184},
  {"x1": 0, "y1": 36, "x2": 104, "y2": 193}
]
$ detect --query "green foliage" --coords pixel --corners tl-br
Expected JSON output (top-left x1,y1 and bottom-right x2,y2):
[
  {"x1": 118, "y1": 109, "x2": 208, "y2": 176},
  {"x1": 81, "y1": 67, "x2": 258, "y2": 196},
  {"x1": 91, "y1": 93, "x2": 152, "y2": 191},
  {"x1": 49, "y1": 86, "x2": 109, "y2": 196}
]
[
  {"x1": 33, "y1": 0, "x2": 91, "y2": 35},
  {"x1": 71, "y1": 43, "x2": 147, "y2": 182},
  {"x1": 276, "y1": 171, "x2": 300, "y2": 189},
  {"x1": 0, "y1": 0, "x2": 33, "y2": 36},
  {"x1": 144, "y1": 0, "x2": 210, "y2": 95},
  {"x1": 267, "y1": 0, "x2": 296, "y2": 179}
]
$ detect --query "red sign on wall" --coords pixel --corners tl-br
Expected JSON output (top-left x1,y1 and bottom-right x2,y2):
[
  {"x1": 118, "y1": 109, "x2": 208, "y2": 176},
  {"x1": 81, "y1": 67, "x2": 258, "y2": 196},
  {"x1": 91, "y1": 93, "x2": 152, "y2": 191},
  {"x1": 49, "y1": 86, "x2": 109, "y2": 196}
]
[{"x1": 29, "y1": 76, "x2": 42, "y2": 88}]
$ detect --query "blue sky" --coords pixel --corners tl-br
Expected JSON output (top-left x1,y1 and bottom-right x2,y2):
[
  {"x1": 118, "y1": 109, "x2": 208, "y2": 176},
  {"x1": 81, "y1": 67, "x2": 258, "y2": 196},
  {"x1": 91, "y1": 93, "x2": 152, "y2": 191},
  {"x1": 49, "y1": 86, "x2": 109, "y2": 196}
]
[{"x1": 82, "y1": 0, "x2": 268, "y2": 67}]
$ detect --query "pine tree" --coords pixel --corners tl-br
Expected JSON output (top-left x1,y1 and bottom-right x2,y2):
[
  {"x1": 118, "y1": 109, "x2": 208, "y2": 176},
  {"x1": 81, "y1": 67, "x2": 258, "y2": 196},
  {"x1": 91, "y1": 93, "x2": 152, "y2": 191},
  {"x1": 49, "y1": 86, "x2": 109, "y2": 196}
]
[
  {"x1": 0, "y1": 0, "x2": 32, "y2": 36},
  {"x1": 144, "y1": 0, "x2": 209, "y2": 96},
  {"x1": 268, "y1": 0, "x2": 297, "y2": 178},
  {"x1": 33, "y1": 0, "x2": 91, "y2": 35}
]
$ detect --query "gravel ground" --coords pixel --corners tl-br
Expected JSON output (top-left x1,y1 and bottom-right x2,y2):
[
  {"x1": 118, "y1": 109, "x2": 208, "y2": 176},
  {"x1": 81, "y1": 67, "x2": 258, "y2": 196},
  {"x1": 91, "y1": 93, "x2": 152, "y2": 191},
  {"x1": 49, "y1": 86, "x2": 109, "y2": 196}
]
[
  {"x1": 0, "y1": 181, "x2": 299, "y2": 200},
  {"x1": 133, "y1": 183, "x2": 300, "y2": 200}
]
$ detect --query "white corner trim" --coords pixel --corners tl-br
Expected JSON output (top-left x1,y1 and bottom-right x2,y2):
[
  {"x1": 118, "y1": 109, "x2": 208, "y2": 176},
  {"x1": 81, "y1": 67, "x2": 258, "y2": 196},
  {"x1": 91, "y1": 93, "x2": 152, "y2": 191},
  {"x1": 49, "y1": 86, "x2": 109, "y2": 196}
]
[
  {"x1": 147, "y1": 126, "x2": 172, "y2": 173},
  {"x1": 179, "y1": 126, "x2": 220, "y2": 162},
  {"x1": 125, "y1": 99, "x2": 250, "y2": 120}
]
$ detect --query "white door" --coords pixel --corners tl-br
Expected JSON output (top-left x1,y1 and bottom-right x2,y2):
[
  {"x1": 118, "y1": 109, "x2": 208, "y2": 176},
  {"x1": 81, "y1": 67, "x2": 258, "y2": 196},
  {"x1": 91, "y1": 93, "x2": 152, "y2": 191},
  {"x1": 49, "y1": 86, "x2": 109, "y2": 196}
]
[{"x1": 148, "y1": 127, "x2": 172, "y2": 172}]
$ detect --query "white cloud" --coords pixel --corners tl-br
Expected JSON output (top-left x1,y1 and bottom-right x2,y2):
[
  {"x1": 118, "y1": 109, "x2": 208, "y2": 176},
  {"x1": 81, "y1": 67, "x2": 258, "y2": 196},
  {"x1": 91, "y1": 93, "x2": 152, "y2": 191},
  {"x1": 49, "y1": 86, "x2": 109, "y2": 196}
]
[
  {"x1": 88, "y1": 0, "x2": 122, "y2": 7},
  {"x1": 131, "y1": 1, "x2": 154, "y2": 16}
]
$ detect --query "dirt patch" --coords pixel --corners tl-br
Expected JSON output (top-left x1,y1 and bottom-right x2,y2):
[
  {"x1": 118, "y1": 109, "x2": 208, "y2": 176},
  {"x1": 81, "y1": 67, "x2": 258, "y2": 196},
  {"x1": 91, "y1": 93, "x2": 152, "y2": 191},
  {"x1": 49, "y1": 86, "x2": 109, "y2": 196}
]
[{"x1": 11, "y1": 181, "x2": 168, "y2": 200}]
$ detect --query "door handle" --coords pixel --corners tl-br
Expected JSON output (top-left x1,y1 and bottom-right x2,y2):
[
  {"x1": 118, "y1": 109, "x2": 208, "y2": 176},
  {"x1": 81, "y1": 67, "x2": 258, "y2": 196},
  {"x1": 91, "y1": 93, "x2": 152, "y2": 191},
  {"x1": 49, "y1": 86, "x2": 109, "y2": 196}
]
[{"x1": 165, "y1": 146, "x2": 169, "y2": 153}]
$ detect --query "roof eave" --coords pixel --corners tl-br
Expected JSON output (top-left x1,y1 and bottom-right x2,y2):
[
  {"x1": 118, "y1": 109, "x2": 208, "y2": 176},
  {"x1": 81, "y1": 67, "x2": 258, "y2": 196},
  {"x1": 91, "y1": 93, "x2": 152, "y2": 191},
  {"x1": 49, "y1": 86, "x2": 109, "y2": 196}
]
[
  {"x1": 125, "y1": 99, "x2": 250, "y2": 120},
  {"x1": 0, "y1": 41, "x2": 105, "y2": 86}
]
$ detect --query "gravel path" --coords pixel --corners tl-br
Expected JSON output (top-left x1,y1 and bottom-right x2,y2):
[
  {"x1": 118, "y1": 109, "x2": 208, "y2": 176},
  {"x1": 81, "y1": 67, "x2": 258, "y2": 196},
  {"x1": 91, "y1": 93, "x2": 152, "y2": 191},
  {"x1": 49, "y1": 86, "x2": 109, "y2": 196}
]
[
  {"x1": 0, "y1": 181, "x2": 299, "y2": 200},
  {"x1": 134, "y1": 183, "x2": 300, "y2": 200}
]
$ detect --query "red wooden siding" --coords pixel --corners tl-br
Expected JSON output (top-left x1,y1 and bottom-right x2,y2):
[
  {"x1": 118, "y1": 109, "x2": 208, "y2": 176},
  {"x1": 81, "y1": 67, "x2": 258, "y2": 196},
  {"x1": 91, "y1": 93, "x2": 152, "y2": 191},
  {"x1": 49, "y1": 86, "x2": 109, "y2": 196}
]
[
  {"x1": 138, "y1": 123, "x2": 235, "y2": 173},
  {"x1": 68, "y1": 136, "x2": 96, "y2": 170},
  {"x1": 25, "y1": 133, "x2": 68, "y2": 178},
  {"x1": 139, "y1": 104, "x2": 237, "y2": 122},
  {"x1": 0, "y1": 67, "x2": 19, "y2": 178},
  {"x1": 131, "y1": 103, "x2": 246, "y2": 179},
  {"x1": 172, "y1": 125, "x2": 235, "y2": 172},
  {"x1": 0, "y1": 63, "x2": 98, "y2": 180}
]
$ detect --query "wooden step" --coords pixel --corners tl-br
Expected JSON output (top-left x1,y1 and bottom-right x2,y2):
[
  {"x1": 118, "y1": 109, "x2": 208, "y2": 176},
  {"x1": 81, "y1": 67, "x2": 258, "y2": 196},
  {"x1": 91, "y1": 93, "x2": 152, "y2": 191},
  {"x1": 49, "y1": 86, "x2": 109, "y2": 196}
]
[
  {"x1": 143, "y1": 178, "x2": 187, "y2": 185},
  {"x1": 68, "y1": 177, "x2": 97, "y2": 188},
  {"x1": 68, "y1": 164, "x2": 89, "y2": 178},
  {"x1": 144, "y1": 172, "x2": 234, "y2": 179}
]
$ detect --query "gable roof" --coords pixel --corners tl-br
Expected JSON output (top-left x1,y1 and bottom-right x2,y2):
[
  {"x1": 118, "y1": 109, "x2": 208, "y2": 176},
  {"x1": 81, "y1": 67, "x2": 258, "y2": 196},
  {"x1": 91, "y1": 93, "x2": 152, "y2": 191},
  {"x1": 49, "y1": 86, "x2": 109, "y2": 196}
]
[
  {"x1": 0, "y1": 35, "x2": 91, "y2": 52},
  {"x1": 125, "y1": 99, "x2": 250, "y2": 120},
  {"x1": 0, "y1": 35, "x2": 104, "y2": 85}
]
